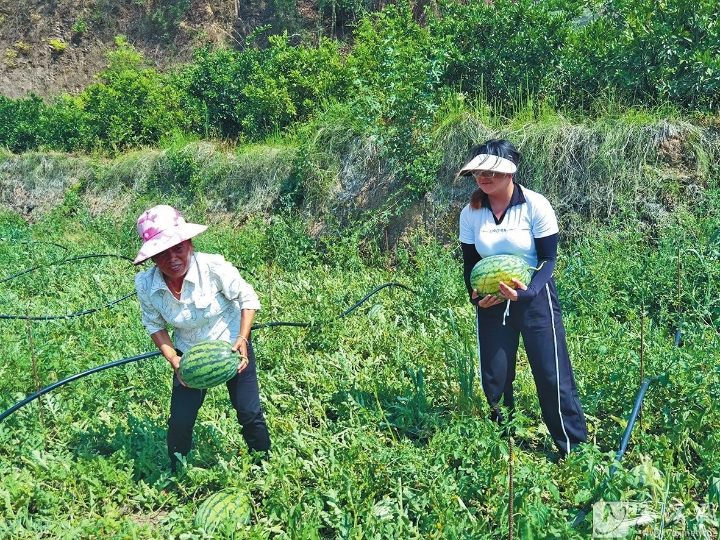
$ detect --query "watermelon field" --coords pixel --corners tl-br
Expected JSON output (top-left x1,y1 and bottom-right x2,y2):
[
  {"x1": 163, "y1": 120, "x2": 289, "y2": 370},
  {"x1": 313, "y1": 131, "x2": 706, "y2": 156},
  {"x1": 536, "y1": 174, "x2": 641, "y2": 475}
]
[
  {"x1": 0, "y1": 138, "x2": 719, "y2": 538},
  {"x1": 1, "y1": 0, "x2": 720, "y2": 536}
]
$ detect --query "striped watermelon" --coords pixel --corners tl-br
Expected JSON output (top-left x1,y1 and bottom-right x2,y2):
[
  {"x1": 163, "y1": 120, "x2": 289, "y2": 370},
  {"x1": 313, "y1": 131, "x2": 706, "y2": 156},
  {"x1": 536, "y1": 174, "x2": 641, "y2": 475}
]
[
  {"x1": 179, "y1": 340, "x2": 239, "y2": 389},
  {"x1": 470, "y1": 254, "x2": 532, "y2": 298},
  {"x1": 195, "y1": 489, "x2": 252, "y2": 534}
]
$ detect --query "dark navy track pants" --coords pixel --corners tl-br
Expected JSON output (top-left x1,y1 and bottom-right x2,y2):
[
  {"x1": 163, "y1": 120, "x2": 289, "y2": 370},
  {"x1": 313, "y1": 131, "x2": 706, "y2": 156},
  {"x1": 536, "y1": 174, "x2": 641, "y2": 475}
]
[
  {"x1": 167, "y1": 337, "x2": 270, "y2": 467},
  {"x1": 475, "y1": 278, "x2": 587, "y2": 455}
]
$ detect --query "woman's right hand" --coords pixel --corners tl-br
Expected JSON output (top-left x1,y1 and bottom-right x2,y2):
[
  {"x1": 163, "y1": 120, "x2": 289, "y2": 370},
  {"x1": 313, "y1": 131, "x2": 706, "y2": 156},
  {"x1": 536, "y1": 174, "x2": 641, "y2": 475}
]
[
  {"x1": 472, "y1": 289, "x2": 504, "y2": 308},
  {"x1": 169, "y1": 355, "x2": 188, "y2": 387},
  {"x1": 150, "y1": 330, "x2": 188, "y2": 386}
]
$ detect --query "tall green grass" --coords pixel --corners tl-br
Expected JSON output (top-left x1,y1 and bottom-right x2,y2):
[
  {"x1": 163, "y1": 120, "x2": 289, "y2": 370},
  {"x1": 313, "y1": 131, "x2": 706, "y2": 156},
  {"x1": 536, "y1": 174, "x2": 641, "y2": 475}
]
[
  {"x1": 0, "y1": 194, "x2": 718, "y2": 537},
  {"x1": 0, "y1": 92, "x2": 718, "y2": 537}
]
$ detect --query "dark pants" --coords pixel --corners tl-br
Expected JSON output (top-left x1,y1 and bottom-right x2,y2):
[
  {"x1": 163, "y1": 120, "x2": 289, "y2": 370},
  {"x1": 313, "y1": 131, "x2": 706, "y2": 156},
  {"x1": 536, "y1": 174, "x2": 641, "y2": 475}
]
[
  {"x1": 167, "y1": 338, "x2": 271, "y2": 468},
  {"x1": 476, "y1": 278, "x2": 587, "y2": 455}
]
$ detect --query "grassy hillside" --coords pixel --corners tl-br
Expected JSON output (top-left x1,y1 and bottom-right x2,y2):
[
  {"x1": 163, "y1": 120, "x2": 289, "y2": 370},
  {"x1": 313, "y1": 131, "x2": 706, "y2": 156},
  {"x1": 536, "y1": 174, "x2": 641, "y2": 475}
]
[{"x1": 0, "y1": 0, "x2": 334, "y2": 99}]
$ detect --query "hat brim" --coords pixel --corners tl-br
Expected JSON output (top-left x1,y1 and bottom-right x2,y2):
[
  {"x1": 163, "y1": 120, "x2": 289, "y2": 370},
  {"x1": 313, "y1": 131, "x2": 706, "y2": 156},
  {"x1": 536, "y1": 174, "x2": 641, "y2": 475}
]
[
  {"x1": 459, "y1": 154, "x2": 517, "y2": 176},
  {"x1": 133, "y1": 224, "x2": 207, "y2": 265}
]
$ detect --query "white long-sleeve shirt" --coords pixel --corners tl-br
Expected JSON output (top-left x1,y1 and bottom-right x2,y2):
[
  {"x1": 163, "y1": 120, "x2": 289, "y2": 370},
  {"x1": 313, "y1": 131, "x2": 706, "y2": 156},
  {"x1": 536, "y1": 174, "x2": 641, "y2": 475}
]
[
  {"x1": 458, "y1": 183, "x2": 558, "y2": 269},
  {"x1": 135, "y1": 252, "x2": 261, "y2": 352}
]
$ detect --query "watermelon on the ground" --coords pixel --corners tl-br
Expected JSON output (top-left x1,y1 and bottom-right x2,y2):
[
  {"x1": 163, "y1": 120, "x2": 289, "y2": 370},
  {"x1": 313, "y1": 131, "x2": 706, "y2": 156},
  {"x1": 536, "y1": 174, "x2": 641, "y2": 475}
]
[
  {"x1": 470, "y1": 254, "x2": 532, "y2": 298},
  {"x1": 195, "y1": 489, "x2": 252, "y2": 535},
  {"x1": 179, "y1": 340, "x2": 239, "y2": 389}
]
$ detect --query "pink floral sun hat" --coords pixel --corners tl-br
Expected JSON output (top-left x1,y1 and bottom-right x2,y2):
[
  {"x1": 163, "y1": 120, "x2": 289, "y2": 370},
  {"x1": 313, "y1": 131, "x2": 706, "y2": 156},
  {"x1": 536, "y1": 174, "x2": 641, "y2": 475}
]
[{"x1": 134, "y1": 205, "x2": 207, "y2": 265}]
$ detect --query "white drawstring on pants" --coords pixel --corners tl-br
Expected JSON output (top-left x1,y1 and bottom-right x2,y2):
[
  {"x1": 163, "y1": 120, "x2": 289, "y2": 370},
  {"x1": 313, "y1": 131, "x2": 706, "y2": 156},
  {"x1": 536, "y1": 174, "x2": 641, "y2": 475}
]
[{"x1": 502, "y1": 299, "x2": 511, "y2": 325}]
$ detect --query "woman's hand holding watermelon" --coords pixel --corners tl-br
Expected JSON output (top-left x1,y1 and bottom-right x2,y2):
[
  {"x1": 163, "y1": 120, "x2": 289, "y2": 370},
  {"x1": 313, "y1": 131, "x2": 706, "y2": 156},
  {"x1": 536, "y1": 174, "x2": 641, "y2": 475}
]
[
  {"x1": 498, "y1": 278, "x2": 528, "y2": 302},
  {"x1": 473, "y1": 289, "x2": 503, "y2": 308},
  {"x1": 169, "y1": 354, "x2": 188, "y2": 387},
  {"x1": 471, "y1": 276, "x2": 528, "y2": 307}
]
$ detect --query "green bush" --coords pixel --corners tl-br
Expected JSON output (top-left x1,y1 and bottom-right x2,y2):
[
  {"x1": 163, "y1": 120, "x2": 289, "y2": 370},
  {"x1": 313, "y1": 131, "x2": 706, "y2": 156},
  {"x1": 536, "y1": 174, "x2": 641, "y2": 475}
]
[
  {"x1": 77, "y1": 39, "x2": 190, "y2": 152},
  {"x1": 0, "y1": 37, "x2": 191, "y2": 154},
  {"x1": 346, "y1": 1, "x2": 444, "y2": 193},
  {"x1": 39, "y1": 94, "x2": 96, "y2": 152},
  {"x1": 429, "y1": 0, "x2": 583, "y2": 114},
  {"x1": 180, "y1": 47, "x2": 256, "y2": 139},
  {"x1": 181, "y1": 34, "x2": 350, "y2": 141},
  {"x1": 0, "y1": 94, "x2": 46, "y2": 153},
  {"x1": 559, "y1": 0, "x2": 720, "y2": 112},
  {"x1": 255, "y1": 34, "x2": 351, "y2": 129}
]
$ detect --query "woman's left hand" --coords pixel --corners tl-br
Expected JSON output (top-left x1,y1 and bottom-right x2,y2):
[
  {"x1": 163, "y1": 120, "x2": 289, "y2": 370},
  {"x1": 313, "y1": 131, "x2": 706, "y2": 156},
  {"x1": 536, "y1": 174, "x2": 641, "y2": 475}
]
[
  {"x1": 232, "y1": 338, "x2": 250, "y2": 373},
  {"x1": 499, "y1": 278, "x2": 527, "y2": 301}
]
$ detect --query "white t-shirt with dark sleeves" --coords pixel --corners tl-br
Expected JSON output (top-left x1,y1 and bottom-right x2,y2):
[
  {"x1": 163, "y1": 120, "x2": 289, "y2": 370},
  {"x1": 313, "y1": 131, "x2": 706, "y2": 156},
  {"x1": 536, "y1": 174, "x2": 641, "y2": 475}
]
[
  {"x1": 135, "y1": 252, "x2": 261, "y2": 353},
  {"x1": 458, "y1": 184, "x2": 558, "y2": 269}
]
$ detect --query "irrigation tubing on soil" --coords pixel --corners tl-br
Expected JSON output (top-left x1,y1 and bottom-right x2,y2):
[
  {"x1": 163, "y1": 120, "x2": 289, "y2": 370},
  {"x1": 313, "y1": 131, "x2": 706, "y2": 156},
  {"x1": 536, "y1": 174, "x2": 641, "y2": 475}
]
[
  {"x1": 0, "y1": 282, "x2": 416, "y2": 424},
  {"x1": 570, "y1": 324, "x2": 682, "y2": 528},
  {"x1": 251, "y1": 282, "x2": 416, "y2": 330},
  {"x1": 0, "y1": 249, "x2": 128, "y2": 285},
  {"x1": 0, "y1": 351, "x2": 162, "y2": 424},
  {"x1": 571, "y1": 236, "x2": 707, "y2": 527},
  {"x1": 0, "y1": 238, "x2": 70, "y2": 282},
  {"x1": 0, "y1": 253, "x2": 138, "y2": 320},
  {"x1": 0, "y1": 291, "x2": 139, "y2": 321},
  {"x1": 570, "y1": 376, "x2": 660, "y2": 528}
]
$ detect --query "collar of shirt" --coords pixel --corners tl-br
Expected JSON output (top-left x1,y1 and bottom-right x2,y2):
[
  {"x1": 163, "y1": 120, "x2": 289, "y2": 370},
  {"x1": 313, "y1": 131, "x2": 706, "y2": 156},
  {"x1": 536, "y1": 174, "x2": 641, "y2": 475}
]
[{"x1": 480, "y1": 182, "x2": 526, "y2": 211}]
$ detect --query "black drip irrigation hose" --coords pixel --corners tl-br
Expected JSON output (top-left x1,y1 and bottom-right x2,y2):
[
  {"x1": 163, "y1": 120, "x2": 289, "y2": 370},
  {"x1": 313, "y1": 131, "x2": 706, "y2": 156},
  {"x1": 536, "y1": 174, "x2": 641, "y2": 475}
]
[
  {"x1": 0, "y1": 239, "x2": 70, "y2": 284},
  {"x1": 0, "y1": 351, "x2": 162, "y2": 423},
  {"x1": 570, "y1": 376, "x2": 659, "y2": 528},
  {"x1": 0, "y1": 281, "x2": 416, "y2": 424},
  {"x1": 0, "y1": 292, "x2": 138, "y2": 321},
  {"x1": 572, "y1": 239, "x2": 709, "y2": 527},
  {"x1": 252, "y1": 282, "x2": 416, "y2": 330},
  {"x1": 0, "y1": 253, "x2": 137, "y2": 321},
  {"x1": 570, "y1": 324, "x2": 682, "y2": 528}
]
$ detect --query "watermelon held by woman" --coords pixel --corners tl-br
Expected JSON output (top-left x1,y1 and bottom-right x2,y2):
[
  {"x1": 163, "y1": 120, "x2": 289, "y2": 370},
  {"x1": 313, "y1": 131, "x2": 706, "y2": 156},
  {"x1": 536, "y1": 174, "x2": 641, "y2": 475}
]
[
  {"x1": 470, "y1": 254, "x2": 534, "y2": 299},
  {"x1": 178, "y1": 340, "x2": 240, "y2": 389},
  {"x1": 195, "y1": 489, "x2": 252, "y2": 534}
]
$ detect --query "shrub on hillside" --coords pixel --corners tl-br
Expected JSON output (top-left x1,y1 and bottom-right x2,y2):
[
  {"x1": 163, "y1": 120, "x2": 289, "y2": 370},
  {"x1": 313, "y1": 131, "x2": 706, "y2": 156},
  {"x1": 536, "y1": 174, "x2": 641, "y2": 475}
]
[
  {"x1": 76, "y1": 37, "x2": 191, "y2": 152},
  {"x1": 180, "y1": 34, "x2": 351, "y2": 140},
  {"x1": 558, "y1": 0, "x2": 720, "y2": 112},
  {"x1": 0, "y1": 95, "x2": 45, "y2": 153},
  {"x1": 37, "y1": 94, "x2": 96, "y2": 152},
  {"x1": 429, "y1": 0, "x2": 583, "y2": 114},
  {"x1": 79, "y1": 69, "x2": 188, "y2": 152},
  {"x1": 0, "y1": 37, "x2": 191, "y2": 154},
  {"x1": 346, "y1": 1, "x2": 444, "y2": 193}
]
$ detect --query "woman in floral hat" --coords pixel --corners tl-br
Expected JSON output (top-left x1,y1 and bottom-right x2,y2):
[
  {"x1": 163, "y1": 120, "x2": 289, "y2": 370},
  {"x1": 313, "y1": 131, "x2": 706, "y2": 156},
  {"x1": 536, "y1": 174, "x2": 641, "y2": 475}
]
[{"x1": 134, "y1": 205, "x2": 270, "y2": 470}]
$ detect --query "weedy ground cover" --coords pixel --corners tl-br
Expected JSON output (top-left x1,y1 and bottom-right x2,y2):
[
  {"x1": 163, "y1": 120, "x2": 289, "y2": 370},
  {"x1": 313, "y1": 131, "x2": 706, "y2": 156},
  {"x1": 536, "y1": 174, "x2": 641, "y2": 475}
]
[{"x1": 0, "y1": 203, "x2": 718, "y2": 538}]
